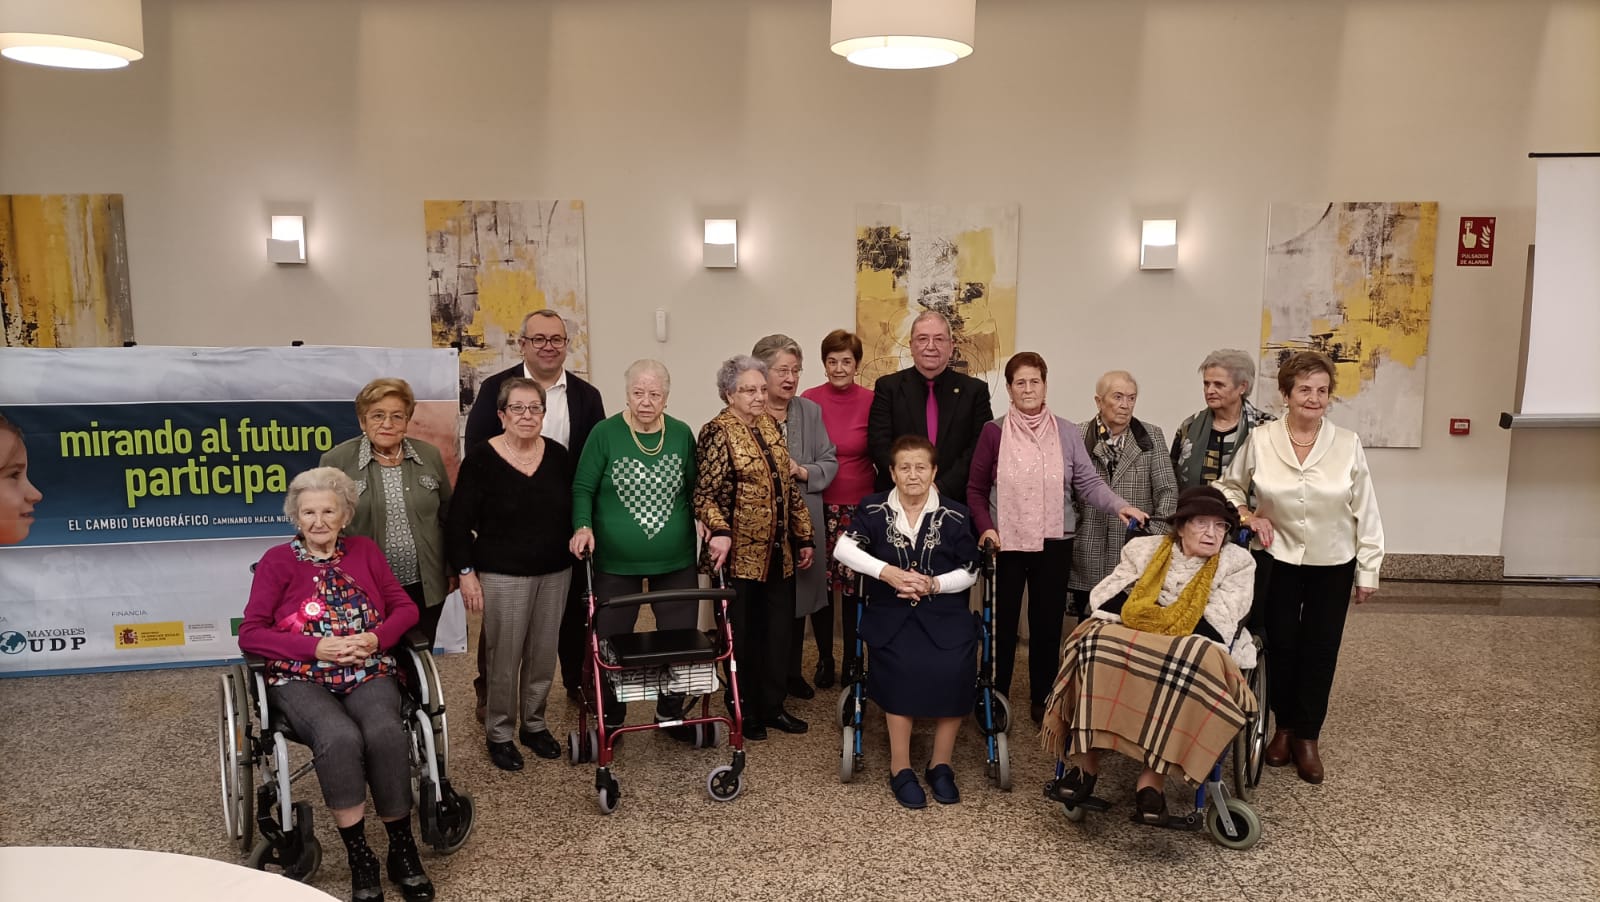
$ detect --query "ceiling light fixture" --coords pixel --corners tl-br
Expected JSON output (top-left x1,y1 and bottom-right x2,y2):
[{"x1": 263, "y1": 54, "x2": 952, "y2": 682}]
[
  {"x1": 0, "y1": 0, "x2": 144, "y2": 70},
  {"x1": 830, "y1": 0, "x2": 975, "y2": 70}
]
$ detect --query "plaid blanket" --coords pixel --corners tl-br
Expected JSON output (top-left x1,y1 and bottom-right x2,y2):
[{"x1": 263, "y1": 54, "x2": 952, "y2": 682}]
[{"x1": 1041, "y1": 619, "x2": 1256, "y2": 785}]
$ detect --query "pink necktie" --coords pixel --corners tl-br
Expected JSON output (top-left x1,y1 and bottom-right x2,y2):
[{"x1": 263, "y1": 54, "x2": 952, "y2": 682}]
[{"x1": 925, "y1": 379, "x2": 939, "y2": 445}]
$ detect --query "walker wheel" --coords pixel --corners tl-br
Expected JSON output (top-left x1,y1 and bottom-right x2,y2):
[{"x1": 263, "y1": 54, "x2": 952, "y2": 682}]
[
  {"x1": 994, "y1": 731, "x2": 1012, "y2": 791},
  {"x1": 1061, "y1": 802, "x2": 1088, "y2": 823},
  {"x1": 707, "y1": 764, "x2": 742, "y2": 802},
  {"x1": 1206, "y1": 798, "x2": 1262, "y2": 851},
  {"x1": 595, "y1": 784, "x2": 620, "y2": 815},
  {"x1": 692, "y1": 722, "x2": 723, "y2": 749},
  {"x1": 839, "y1": 727, "x2": 857, "y2": 783}
]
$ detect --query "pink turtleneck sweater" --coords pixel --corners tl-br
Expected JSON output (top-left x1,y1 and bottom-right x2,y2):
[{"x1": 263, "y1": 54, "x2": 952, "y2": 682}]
[{"x1": 802, "y1": 381, "x2": 877, "y2": 505}]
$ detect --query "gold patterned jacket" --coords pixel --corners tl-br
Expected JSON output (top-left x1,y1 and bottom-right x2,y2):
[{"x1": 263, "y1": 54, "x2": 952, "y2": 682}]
[{"x1": 694, "y1": 409, "x2": 814, "y2": 581}]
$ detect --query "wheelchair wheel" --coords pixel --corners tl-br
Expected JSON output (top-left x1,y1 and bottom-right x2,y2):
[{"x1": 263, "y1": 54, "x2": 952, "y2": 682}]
[
  {"x1": 247, "y1": 834, "x2": 322, "y2": 882},
  {"x1": 691, "y1": 722, "x2": 723, "y2": 749},
  {"x1": 975, "y1": 691, "x2": 1011, "y2": 735},
  {"x1": 1242, "y1": 645, "x2": 1270, "y2": 793},
  {"x1": 217, "y1": 665, "x2": 254, "y2": 853},
  {"x1": 836, "y1": 687, "x2": 856, "y2": 728},
  {"x1": 1206, "y1": 798, "x2": 1262, "y2": 851},
  {"x1": 839, "y1": 726, "x2": 857, "y2": 783},
  {"x1": 419, "y1": 780, "x2": 476, "y2": 855}
]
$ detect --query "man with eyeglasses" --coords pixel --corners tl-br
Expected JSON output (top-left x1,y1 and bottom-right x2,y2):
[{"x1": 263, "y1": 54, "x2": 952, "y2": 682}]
[
  {"x1": 866, "y1": 310, "x2": 992, "y2": 500},
  {"x1": 463, "y1": 309, "x2": 606, "y2": 716}
]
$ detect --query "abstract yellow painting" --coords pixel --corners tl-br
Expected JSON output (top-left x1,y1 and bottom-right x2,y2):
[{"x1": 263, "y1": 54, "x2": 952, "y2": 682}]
[
  {"x1": 424, "y1": 200, "x2": 589, "y2": 413},
  {"x1": 1258, "y1": 202, "x2": 1439, "y2": 448},
  {"x1": 0, "y1": 194, "x2": 134, "y2": 348},
  {"x1": 854, "y1": 203, "x2": 1017, "y2": 396}
]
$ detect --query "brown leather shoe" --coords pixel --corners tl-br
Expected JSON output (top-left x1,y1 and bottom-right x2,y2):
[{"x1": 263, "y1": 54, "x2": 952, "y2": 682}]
[
  {"x1": 1264, "y1": 728, "x2": 1293, "y2": 767},
  {"x1": 1291, "y1": 738, "x2": 1324, "y2": 784}
]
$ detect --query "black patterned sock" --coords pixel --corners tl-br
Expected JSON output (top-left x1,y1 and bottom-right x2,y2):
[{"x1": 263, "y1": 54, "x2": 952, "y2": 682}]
[
  {"x1": 384, "y1": 817, "x2": 418, "y2": 858},
  {"x1": 338, "y1": 820, "x2": 380, "y2": 875}
]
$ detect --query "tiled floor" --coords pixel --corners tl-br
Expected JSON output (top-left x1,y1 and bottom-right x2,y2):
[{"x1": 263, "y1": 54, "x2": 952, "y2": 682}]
[{"x1": 1, "y1": 581, "x2": 1595, "y2": 901}]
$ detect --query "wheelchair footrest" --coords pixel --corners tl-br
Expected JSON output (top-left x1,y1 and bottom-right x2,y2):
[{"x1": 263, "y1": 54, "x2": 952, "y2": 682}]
[{"x1": 1130, "y1": 808, "x2": 1204, "y2": 831}]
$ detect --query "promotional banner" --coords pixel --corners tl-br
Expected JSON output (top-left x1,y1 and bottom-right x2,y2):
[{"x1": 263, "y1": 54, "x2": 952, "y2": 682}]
[{"x1": 0, "y1": 346, "x2": 461, "y2": 676}]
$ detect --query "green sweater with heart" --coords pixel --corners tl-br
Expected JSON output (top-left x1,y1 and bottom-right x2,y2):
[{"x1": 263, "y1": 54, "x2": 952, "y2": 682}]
[{"x1": 571, "y1": 413, "x2": 699, "y2": 576}]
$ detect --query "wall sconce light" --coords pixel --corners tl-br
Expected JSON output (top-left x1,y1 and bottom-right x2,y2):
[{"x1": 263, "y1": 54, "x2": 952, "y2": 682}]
[
  {"x1": 0, "y1": 0, "x2": 145, "y2": 69},
  {"x1": 268, "y1": 215, "x2": 307, "y2": 264},
  {"x1": 1140, "y1": 219, "x2": 1177, "y2": 270},
  {"x1": 704, "y1": 219, "x2": 737, "y2": 269}
]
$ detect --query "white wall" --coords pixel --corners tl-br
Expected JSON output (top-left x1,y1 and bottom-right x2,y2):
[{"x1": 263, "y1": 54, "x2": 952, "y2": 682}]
[{"x1": 2, "y1": 0, "x2": 1597, "y2": 560}]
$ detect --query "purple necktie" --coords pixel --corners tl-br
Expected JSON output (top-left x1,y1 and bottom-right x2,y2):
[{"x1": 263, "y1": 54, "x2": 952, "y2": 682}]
[{"x1": 925, "y1": 379, "x2": 939, "y2": 445}]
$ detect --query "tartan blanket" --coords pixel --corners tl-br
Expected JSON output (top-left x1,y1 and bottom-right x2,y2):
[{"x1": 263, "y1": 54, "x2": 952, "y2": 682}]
[{"x1": 1040, "y1": 619, "x2": 1256, "y2": 785}]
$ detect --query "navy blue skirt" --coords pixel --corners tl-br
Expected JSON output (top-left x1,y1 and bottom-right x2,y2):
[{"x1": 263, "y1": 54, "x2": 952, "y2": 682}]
[{"x1": 861, "y1": 594, "x2": 979, "y2": 718}]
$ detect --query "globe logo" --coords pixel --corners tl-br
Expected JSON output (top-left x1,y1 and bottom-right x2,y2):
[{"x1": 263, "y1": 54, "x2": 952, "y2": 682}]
[{"x1": 0, "y1": 631, "x2": 27, "y2": 655}]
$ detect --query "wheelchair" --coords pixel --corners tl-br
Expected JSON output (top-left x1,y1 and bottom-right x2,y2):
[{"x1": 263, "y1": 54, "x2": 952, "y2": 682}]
[{"x1": 217, "y1": 629, "x2": 475, "y2": 881}]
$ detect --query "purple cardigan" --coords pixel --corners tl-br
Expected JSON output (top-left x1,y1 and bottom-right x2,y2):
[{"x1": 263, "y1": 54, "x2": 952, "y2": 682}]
[
  {"x1": 238, "y1": 534, "x2": 419, "y2": 664},
  {"x1": 966, "y1": 417, "x2": 1128, "y2": 538}
]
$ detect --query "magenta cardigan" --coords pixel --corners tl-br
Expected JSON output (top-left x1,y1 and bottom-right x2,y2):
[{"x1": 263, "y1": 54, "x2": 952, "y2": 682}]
[
  {"x1": 802, "y1": 381, "x2": 876, "y2": 505},
  {"x1": 238, "y1": 534, "x2": 419, "y2": 664},
  {"x1": 966, "y1": 416, "x2": 1128, "y2": 539}
]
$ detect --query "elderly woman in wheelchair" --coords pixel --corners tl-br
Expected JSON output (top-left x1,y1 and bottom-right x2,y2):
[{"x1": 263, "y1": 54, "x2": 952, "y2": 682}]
[
  {"x1": 1042, "y1": 486, "x2": 1258, "y2": 834},
  {"x1": 232, "y1": 467, "x2": 469, "y2": 901}
]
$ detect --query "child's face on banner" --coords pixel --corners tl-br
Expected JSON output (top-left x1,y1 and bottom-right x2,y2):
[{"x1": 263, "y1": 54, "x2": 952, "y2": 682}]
[{"x1": 0, "y1": 431, "x2": 43, "y2": 545}]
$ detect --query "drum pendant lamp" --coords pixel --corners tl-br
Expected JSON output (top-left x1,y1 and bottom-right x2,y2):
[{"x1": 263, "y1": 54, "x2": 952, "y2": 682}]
[
  {"x1": 830, "y1": 0, "x2": 976, "y2": 70},
  {"x1": 0, "y1": 0, "x2": 144, "y2": 69}
]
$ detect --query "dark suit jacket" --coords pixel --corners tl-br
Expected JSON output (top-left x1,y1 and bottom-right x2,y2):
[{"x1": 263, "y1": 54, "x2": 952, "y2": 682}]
[
  {"x1": 463, "y1": 363, "x2": 606, "y2": 460},
  {"x1": 867, "y1": 366, "x2": 992, "y2": 498}
]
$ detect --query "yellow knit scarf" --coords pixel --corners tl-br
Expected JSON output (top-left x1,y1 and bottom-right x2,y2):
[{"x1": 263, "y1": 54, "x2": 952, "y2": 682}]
[{"x1": 1120, "y1": 536, "x2": 1219, "y2": 637}]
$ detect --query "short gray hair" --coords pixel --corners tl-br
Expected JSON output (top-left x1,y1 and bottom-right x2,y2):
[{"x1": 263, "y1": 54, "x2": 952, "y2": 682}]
[
  {"x1": 624, "y1": 358, "x2": 672, "y2": 395},
  {"x1": 1199, "y1": 349, "x2": 1255, "y2": 391},
  {"x1": 1095, "y1": 369, "x2": 1139, "y2": 396},
  {"x1": 751, "y1": 333, "x2": 803, "y2": 367},
  {"x1": 520, "y1": 309, "x2": 571, "y2": 338},
  {"x1": 715, "y1": 355, "x2": 768, "y2": 403},
  {"x1": 910, "y1": 310, "x2": 952, "y2": 340},
  {"x1": 284, "y1": 467, "x2": 358, "y2": 522}
]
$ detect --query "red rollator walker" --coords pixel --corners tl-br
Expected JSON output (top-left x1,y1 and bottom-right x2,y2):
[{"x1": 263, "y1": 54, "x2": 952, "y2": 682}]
[{"x1": 567, "y1": 554, "x2": 746, "y2": 814}]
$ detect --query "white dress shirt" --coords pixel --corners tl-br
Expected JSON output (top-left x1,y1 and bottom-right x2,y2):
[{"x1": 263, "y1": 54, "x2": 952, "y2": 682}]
[
  {"x1": 525, "y1": 365, "x2": 571, "y2": 447},
  {"x1": 1215, "y1": 418, "x2": 1384, "y2": 589},
  {"x1": 831, "y1": 488, "x2": 979, "y2": 595}
]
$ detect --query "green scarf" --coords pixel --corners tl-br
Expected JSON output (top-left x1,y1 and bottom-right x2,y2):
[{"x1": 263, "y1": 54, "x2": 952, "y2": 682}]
[{"x1": 1120, "y1": 536, "x2": 1219, "y2": 637}]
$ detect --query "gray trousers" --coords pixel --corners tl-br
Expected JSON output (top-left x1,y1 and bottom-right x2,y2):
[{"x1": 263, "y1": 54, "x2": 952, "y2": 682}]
[
  {"x1": 268, "y1": 675, "x2": 411, "y2": 818},
  {"x1": 481, "y1": 568, "x2": 572, "y2": 742}
]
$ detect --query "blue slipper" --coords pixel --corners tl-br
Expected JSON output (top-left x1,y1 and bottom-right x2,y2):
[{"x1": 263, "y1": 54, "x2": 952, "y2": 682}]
[
  {"x1": 889, "y1": 768, "x2": 927, "y2": 809},
  {"x1": 924, "y1": 763, "x2": 960, "y2": 804}
]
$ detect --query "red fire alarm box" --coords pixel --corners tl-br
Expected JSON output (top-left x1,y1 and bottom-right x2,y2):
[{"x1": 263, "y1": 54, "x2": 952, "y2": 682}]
[{"x1": 1449, "y1": 418, "x2": 1471, "y2": 435}]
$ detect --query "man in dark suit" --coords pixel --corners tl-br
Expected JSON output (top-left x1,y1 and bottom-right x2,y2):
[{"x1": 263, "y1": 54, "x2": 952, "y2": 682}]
[
  {"x1": 867, "y1": 311, "x2": 992, "y2": 500},
  {"x1": 463, "y1": 309, "x2": 605, "y2": 716}
]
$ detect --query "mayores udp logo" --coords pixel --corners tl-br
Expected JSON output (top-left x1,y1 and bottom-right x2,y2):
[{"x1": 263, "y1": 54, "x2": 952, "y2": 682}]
[{"x1": 1, "y1": 627, "x2": 88, "y2": 654}]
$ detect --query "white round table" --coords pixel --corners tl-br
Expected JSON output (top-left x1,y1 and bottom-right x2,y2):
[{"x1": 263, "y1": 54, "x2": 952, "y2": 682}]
[{"x1": 0, "y1": 846, "x2": 338, "y2": 901}]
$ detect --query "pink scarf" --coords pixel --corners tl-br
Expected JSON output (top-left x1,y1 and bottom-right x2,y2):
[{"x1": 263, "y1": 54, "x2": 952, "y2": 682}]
[{"x1": 996, "y1": 405, "x2": 1065, "y2": 552}]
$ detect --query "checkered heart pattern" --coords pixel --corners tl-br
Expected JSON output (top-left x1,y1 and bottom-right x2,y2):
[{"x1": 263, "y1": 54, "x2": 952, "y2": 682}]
[{"x1": 610, "y1": 453, "x2": 685, "y2": 539}]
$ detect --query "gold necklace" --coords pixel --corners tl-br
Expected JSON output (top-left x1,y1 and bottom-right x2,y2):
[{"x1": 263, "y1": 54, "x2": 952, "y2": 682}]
[
  {"x1": 625, "y1": 413, "x2": 666, "y2": 456},
  {"x1": 1289, "y1": 418, "x2": 1323, "y2": 448}
]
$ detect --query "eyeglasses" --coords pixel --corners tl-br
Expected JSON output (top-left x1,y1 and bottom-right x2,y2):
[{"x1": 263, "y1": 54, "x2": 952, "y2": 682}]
[
  {"x1": 770, "y1": 366, "x2": 802, "y2": 379},
  {"x1": 502, "y1": 403, "x2": 545, "y2": 417},
  {"x1": 365, "y1": 411, "x2": 410, "y2": 425},
  {"x1": 1186, "y1": 520, "x2": 1230, "y2": 536},
  {"x1": 733, "y1": 386, "x2": 764, "y2": 397},
  {"x1": 519, "y1": 335, "x2": 567, "y2": 349}
]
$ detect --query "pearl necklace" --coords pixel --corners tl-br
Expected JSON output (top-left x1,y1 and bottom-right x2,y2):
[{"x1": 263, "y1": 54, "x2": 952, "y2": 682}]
[
  {"x1": 499, "y1": 437, "x2": 543, "y2": 469},
  {"x1": 373, "y1": 444, "x2": 403, "y2": 464},
  {"x1": 1288, "y1": 418, "x2": 1323, "y2": 448}
]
